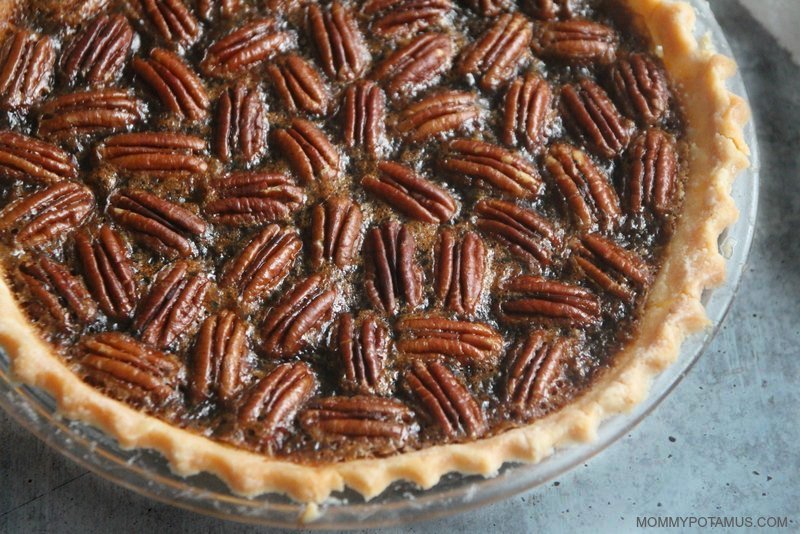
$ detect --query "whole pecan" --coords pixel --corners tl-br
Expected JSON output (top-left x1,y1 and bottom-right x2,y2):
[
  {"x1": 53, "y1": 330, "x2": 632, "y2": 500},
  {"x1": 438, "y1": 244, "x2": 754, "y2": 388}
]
[
  {"x1": 609, "y1": 53, "x2": 671, "y2": 126},
  {"x1": 109, "y1": 189, "x2": 207, "y2": 258},
  {"x1": 364, "y1": 0, "x2": 452, "y2": 36},
  {"x1": 60, "y1": 14, "x2": 134, "y2": 86},
  {"x1": 364, "y1": 221, "x2": 423, "y2": 314},
  {"x1": 560, "y1": 79, "x2": 634, "y2": 159},
  {"x1": 98, "y1": 131, "x2": 207, "y2": 174},
  {"x1": 267, "y1": 54, "x2": 329, "y2": 116},
  {"x1": 475, "y1": 198, "x2": 561, "y2": 268},
  {"x1": 341, "y1": 80, "x2": 386, "y2": 156},
  {"x1": 310, "y1": 196, "x2": 363, "y2": 269},
  {"x1": 0, "y1": 131, "x2": 78, "y2": 184},
  {"x1": 38, "y1": 89, "x2": 144, "y2": 140},
  {"x1": 201, "y1": 18, "x2": 291, "y2": 77},
  {"x1": 396, "y1": 315, "x2": 503, "y2": 366},
  {"x1": 190, "y1": 310, "x2": 249, "y2": 405},
  {"x1": 371, "y1": 32, "x2": 454, "y2": 97},
  {"x1": 132, "y1": 48, "x2": 209, "y2": 121},
  {"x1": 307, "y1": 2, "x2": 370, "y2": 81},
  {"x1": 261, "y1": 274, "x2": 337, "y2": 358},
  {"x1": 497, "y1": 275, "x2": 601, "y2": 326},
  {"x1": 624, "y1": 128, "x2": 679, "y2": 219},
  {"x1": 571, "y1": 232, "x2": 652, "y2": 301},
  {"x1": 0, "y1": 29, "x2": 55, "y2": 110},
  {"x1": 434, "y1": 229, "x2": 486, "y2": 316},
  {"x1": 362, "y1": 161, "x2": 456, "y2": 224},
  {"x1": 0, "y1": 182, "x2": 94, "y2": 247},
  {"x1": 335, "y1": 312, "x2": 390, "y2": 395},
  {"x1": 197, "y1": 0, "x2": 240, "y2": 19},
  {"x1": 504, "y1": 330, "x2": 572, "y2": 416},
  {"x1": 238, "y1": 361, "x2": 316, "y2": 446},
  {"x1": 532, "y1": 19, "x2": 617, "y2": 65},
  {"x1": 522, "y1": 0, "x2": 571, "y2": 20},
  {"x1": 501, "y1": 73, "x2": 554, "y2": 151},
  {"x1": 214, "y1": 82, "x2": 268, "y2": 164},
  {"x1": 272, "y1": 119, "x2": 340, "y2": 185},
  {"x1": 462, "y1": 0, "x2": 511, "y2": 16},
  {"x1": 299, "y1": 396, "x2": 413, "y2": 443},
  {"x1": 544, "y1": 142, "x2": 621, "y2": 231},
  {"x1": 221, "y1": 224, "x2": 301, "y2": 306},
  {"x1": 405, "y1": 359, "x2": 485, "y2": 438},
  {"x1": 458, "y1": 13, "x2": 532, "y2": 92},
  {"x1": 394, "y1": 91, "x2": 479, "y2": 143},
  {"x1": 438, "y1": 138, "x2": 541, "y2": 198},
  {"x1": 134, "y1": 261, "x2": 210, "y2": 349},
  {"x1": 75, "y1": 225, "x2": 138, "y2": 321},
  {"x1": 18, "y1": 255, "x2": 98, "y2": 330},
  {"x1": 130, "y1": 0, "x2": 200, "y2": 46},
  {"x1": 204, "y1": 172, "x2": 305, "y2": 225},
  {"x1": 81, "y1": 332, "x2": 182, "y2": 406}
]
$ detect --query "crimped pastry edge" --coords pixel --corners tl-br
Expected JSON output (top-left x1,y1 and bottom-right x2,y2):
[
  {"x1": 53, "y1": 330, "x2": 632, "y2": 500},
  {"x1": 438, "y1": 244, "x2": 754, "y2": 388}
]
[{"x1": 0, "y1": 0, "x2": 750, "y2": 507}]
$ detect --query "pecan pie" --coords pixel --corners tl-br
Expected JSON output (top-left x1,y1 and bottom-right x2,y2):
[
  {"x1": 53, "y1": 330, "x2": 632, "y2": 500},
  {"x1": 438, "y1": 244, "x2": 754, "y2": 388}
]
[{"x1": 0, "y1": 0, "x2": 749, "y2": 505}]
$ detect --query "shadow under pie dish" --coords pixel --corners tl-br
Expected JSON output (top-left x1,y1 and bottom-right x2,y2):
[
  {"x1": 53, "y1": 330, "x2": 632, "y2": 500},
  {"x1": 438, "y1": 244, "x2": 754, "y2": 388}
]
[{"x1": 0, "y1": 0, "x2": 750, "y2": 508}]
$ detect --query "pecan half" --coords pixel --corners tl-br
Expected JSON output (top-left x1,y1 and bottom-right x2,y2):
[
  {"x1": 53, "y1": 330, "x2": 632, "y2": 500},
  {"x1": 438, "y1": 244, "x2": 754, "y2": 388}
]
[
  {"x1": 335, "y1": 312, "x2": 390, "y2": 395},
  {"x1": 396, "y1": 315, "x2": 503, "y2": 366},
  {"x1": 81, "y1": 332, "x2": 182, "y2": 405},
  {"x1": 475, "y1": 198, "x2": 561, "y2": 267},
  {"x1": 310, "y1": 196, "x2": 363, "y2": 269},
  {"x1": 60, "y1": 14, "x2": 134, "y2": 86},
  {"x1": 130, "y1": 0, "x2": 200, "y2": 46},
  {"x1": 267, "y1": 54, "x2": 329, "y2": 116},
  {"x1": 458, "y1": 13, "x2": 532, "y2": 92},
  {"x1": 522, "y1": 0, "x2": 571, "y2": 20},
  {"x1": 132, "y1": 48, "x2": 209, "y2": 121},
  {"x1": 371, "y1": 32, "x2": 453, "y2": 97},
  {"x1": 134, "y1": 261, "x2": 210, "y2": 349},
  {"x1": 214, "y1": 82, "x2": 268, "y2": 164},
  {"x1": 38, "y1": 89, "x2": 144, "y2": 140},
  {"x1": 221, "y1": 224, "x2": 301, "y2": 305},
  {"x1": 190, "y1": 310, "x2": 248, "y2": 405},
  {"x1": 504, "y1": 330, "x2": 572, "y2": 416},
  {"x1": 571, "y1": 232, "x2": 651, "y2": 301},
  {"x1": 272, "y1": 119, "x2": 340, "y2": 185},
  {"x1": 532, "y1": 19, "x2": 617, "y2": 65},
  {"x1": 497, "y1": 275, "x2": 601, "y2": 326},
  {"x1": 434, "y1": 229, "x2": 486, "y2": 316},
  {"x1": 560, "y1": 79, "x2": 634, "y2": 159},
  {"x1": 98, "y1": 131, "x2": 207, "y2": 174},
  {"x1": 0, "y1": 182, "x2": 94, "y2": 247},
  {"x1": 75, "y1": 225, "x2": 138, "y2": 321},
  {"x1": 364, "y1": 0, "x2": 452, "y2": 37},
  {"x1": 201, "y1": 18, "x2": 290, "y2": 77},
  {"x1": 299, "y1": 396, "x2": 413, "y2": 443},
  {"x1": 438, "y1": 138, "x2": 541, "y2": 198},
  {"x1": 0, "y1": 131, "x2": 78, "y2": 184},
  {"x1": 609, "y1": 53, "x2": 670, "y2": 126},
  {"x1": 307, "y1": 2, "x2": 370, "y2": 81},
  {"x1": 204, "y1": 172, "x2": 305, "y2": 225},
  {"x1": 405, "y1": 359, "x2": 485, "y2": 438},
  {"x1": 238, "y1": 361, "x2": 316, "y2": 445},
  {"x1": 501, "y1": 72, "x2": 554, "y2": 151},
  {"x1": 261, "y1": 274, "x2": 337, "y2": 358},
  {"x1": 624, "y1": 128, "x2": 679, "y2": 219},
  {"x1": 544, "y1": 142, "x2": 621, "y2": 230},
  {"x1": 364, "y1": 221, "x2": 423, "y2": 314},
  {"x1": 0, "y1": 29, "x2": 55, "y2": 110},
  {"x1": 394, "y1": 90, "x2": 479, "y2": 143},
  {"x1": 341, "y1": 80, "x2": 386, "y2": 156},
  {"x1": 109, "y1": 189, "x2": 207, "y2": 258},
  {"x1": 462, "y1": 0, "x2": 511, "y2": 16},
  {"x1": 362, "y1": 161, "x2": 456, "y2": 223},
  {"x1": 197, "y1": 0, "x2": 240, "y2": 20},
  {"x1": 18, "y1": 255, "x2": 98, "y2": 330}
]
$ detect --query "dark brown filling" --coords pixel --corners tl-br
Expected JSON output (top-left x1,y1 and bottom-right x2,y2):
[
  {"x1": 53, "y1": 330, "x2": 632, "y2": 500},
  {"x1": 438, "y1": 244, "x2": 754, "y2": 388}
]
[{"x1": 0, "y1": 0, "x2": 687, "y2": 464}]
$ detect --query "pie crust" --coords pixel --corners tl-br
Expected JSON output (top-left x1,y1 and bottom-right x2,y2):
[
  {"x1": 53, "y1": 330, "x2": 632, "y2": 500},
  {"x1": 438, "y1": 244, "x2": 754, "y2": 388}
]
[{"x1": 0, "y1": 0, "x2": 749, "y2": 506}]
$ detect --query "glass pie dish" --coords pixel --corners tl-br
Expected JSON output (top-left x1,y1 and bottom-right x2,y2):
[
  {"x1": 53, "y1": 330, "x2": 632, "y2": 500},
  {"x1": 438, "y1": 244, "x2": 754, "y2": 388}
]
[{"x1": 0, "y1": 0, "x2": 758, "y2": 528}]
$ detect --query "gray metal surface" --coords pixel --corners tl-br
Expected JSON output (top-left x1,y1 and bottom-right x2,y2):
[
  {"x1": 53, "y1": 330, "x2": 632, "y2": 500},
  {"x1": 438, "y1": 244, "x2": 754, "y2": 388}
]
[{"x1": 1, "y1": 1, "x2": 798, "y2": 531}]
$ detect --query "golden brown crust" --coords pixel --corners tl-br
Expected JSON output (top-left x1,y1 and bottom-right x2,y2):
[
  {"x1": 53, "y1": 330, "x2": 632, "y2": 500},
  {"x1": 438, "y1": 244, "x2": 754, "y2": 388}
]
[{"x1": 0, "y1": 0, "x2": 750, "y2": 505}]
